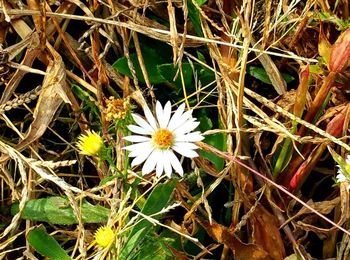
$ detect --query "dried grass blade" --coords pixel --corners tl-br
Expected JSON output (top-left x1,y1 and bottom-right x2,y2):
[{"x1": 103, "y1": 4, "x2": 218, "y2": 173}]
[{"x1": 15, "y1": 43, "x2": 70, "y2": 151}]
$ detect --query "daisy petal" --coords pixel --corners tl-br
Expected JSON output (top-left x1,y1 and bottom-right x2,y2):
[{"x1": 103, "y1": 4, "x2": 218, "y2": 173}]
[
  {"x1": 142, "y1": 150, "x2": 161, "y2": 175},
  {"x1": 156, "y1": 155, "x2": 164, "y2": 177},
  {"x1": 127, "y1": 125, "x2": 152, "y2": 135},
  {"x1": 132, "y1": 114, "x2": 155, "y2": 132},
  {"x1": 337, "y1": 172, "x2": 347, "y2": 181},
  {"x1": 131, "y1": 149, "x2": 152, "y2": 167},
  {"x1": 163, "y1": 156, "x2": 172, "y2": 178},
  {"x1": 167, "y1": 150, "x2": 183, "y2": 176},
  {"x1": 173, "y1": 119, "x2": 200, "y2": 136},
  {"x1": 123, "y1": 142, "x2": 151, "y2": 152},
  {"x1": 143, "y1": 104, "x2": 158, "y2": 130},
  {"x1": 128, "y1": 143, "x2": 153, "y2": 158},
  {"x1": 176, "y1": 132, "x2": 204, "y2": 142},
  {"x1": 346, "y1": 155, "x2": 350, "y2": 164},
  {"x1": 157, "y1": 101, "x2": 172, "y2": 128},
  {"x1": 169, "y1": 110, "x2": 193, "y2": 131},
  {"x1": 130, "y1": 145, "x2": 154, "y2": 166},
  {"x1": 168, "y1": 104, "x2": 187, "y2": 130},
  {"x1": 172, "y1": 145, "x2": 199, "y2": 158},
  {"x1": 173, "y1": 142, "x2": 198, "y2": 150},
  {"x1": 124, "y1": 135, "x2": 151, "y2": 143}
]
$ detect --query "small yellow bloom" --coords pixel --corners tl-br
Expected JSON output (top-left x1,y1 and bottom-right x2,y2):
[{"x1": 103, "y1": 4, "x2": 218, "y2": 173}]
[
  {"x1": 104, "y1": 96, "x2": 130, "y2": 122},
  {"x1": 77, "y1": 130, "x2": 103, "y2": 156},
  {"x1": 94, "y1": 226, "x2": 115, "y2": 248}
]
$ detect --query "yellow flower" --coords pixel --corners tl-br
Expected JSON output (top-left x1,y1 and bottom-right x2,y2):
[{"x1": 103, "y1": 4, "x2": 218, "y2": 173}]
[
  {"x1": 104, "y1": 96, "x2": 130, "y2": 122},
  {"x1": 94, "y1": 226, "x2": 115, "y2": 248},
  {"x1": 77, "y1": 130, "x2": 103, "y2": 156}
]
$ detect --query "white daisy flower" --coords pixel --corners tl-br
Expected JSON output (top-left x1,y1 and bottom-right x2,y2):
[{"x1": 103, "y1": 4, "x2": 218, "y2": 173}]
[
  {"x1": 335, "y1": 155, "x2": 350, "y2": 191},
  {"x1": 336, "y1": 172, "x2": 347, "y2": 183},
  {"x1": 123, "y1": 101, "x2": 204, "y2": 178}
]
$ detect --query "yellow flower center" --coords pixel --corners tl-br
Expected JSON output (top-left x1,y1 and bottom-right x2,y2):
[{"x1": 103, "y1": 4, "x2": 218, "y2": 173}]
[
  {"x1": 152, "y1": 128, "x2": 174, "y2": 149},
  {"x1": 77, "y1": 131, "x2": 103, "y2": 156},
  {"x1": 95, "y1": 226, "x2": 115, "y2": 248}
]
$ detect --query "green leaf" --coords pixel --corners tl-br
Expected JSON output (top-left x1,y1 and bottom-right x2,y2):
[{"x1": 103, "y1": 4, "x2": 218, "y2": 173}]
[
  {"x1": 135, "y1": 235, "x2": 174, "y2": 260},
  {"x1": 11, "y1": 197, "x2": 109, "y2": 225},
  {"x1": 121, "y1": 179, "x2": 177, "y2": 258},
  {"x1": 198, "y1": 67, "x2": 215, "y2": 87},
  {"x1": 158, "y1": 62, "x2": 216, "y2": 95},
  {"x1": 200, "y1": 133, "x2": 226, "y2": 171},
  {"x1": 113, "y1": 47, "x2": 167, "y2": 84},
  {"x1": 157, "y1": 63, "x2": 194, "y2": 89},
  {"x1": 71, "y1": 84, "x2": 100, "y2": 119},
  {"x1": 247, "y1": 66, "x2": 295, "y2": 85},
  {"x1": 187, "y1": 0, "x2": 204, "y2": 37},
  {"x1": 198, "y1": 111, "x2": 226, "y2": 171},
  {"x1": 319, "y1": 12, "x2": 350, "y2": 31},
  {"x1": 197, "y1": 51, "x2": 206, "y2": 63},
  {"x1": 195, "y1": 0, "x2": 207, "y2": 5},
  {"x1": 27, "y1": 226, "x2": 71, "y2": 260}
]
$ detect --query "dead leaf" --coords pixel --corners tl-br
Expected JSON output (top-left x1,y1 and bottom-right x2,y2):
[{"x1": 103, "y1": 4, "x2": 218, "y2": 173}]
[
  {"x1": 199, "y1": 220, "x2": 273, "y2": 260},
  {"x1": 339, "y1": 182, "x2": 350, "y2": 226},
  {"x1": 250, "y1": 204, "x2": 286, "y2": 260},
  {"x1": 291, "y1": 198, "x2": 340, "y2": 219},
  {"x1": 16, "y1": 43, "x2": 70, "y2": 151},
  {"x1": 318, "y1": 25, "x2": 332, "y2": 66}
]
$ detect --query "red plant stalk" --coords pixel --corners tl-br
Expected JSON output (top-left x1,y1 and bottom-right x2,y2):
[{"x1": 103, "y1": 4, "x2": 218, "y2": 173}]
[
  {"x1": 288, "y1": 105, "x2": 348, "y2": 192},
  {"x1": 297, "y1": 71, "x2": 336, "y2": 136},
  {"x1": 196, "y1": 141, "x2": 350, "y2": 237},
  {"x1": 298, "y1": 28, "x2": 350, "y2": 136},
  {"x1": 275, "y1": 66, "x2": 310, "y2": 184}
]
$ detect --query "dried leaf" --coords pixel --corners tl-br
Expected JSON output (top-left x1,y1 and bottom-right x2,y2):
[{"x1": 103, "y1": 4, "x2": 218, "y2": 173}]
[
  {"x1": 318, "y1": 26, "x2": 332, "y2": 66},
  {"x1": 199, "y1": 220, "x2": 273, "y2": 260},
  {"x1": 293, "y1": 65, "x2": 309, "y2": 119},
  {"x1": 16, "y1": 43, "x2": 70, "y2": 151},
  {"x1": 295, "y1": 220, "x2": 331, "y2": 235},
  {"x1": 251, "y1": 38, "x2": 287, "y2": 95},
  {"x1": 250, "y1": 204, "x2": 286, "y2": 260},
  {"x1": 293, "y1": 198, "x2": 340, "y2": 218},
  {"x1": 339, "y1": 182, "x2": 350, "y2": 225}
]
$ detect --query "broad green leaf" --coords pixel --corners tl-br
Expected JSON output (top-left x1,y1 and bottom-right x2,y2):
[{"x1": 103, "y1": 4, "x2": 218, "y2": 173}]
[
  {"x1": 11, "y1": 197, "x2": 109, "y2": 225},
  {"x1": 135, "y1": 235, "x2": 174, "y2": 260},
  {"x1": 121, "y1": 228, "x2": 147, "y2": 259},
  {"x1": 198, "y1": 111, "x2": 226, "y2": 171},
  {"x1": 27, "y1": 226, "x2": 71, "y2": 260},
  {"x1": 157, "y1": 63, "x2": 194, "y2": 89},
  {"x1": 158, "y1": 62, "x2": 215, "y2": 94},
  {"x1": 113, "y1": 47, "x2": 167, "y2": 84},
  {"x1": 120, "y1": 179, "x2": 177, "y2": 258},
  {"x1": 195, "y1": 0, "x2": 207, "y2": 5},
  {"x1": 200, "y1": 133, "x2": 225, "y2": 171},
  {"x1": 247, "y1": 66, "x2": 295, "y2": 85},
  {"x1": 198, "y1": 67, "x2": 215, "y2": 87},
  {"x1": 187, "y1": 0, "x2": 204, "y2": 37}
]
